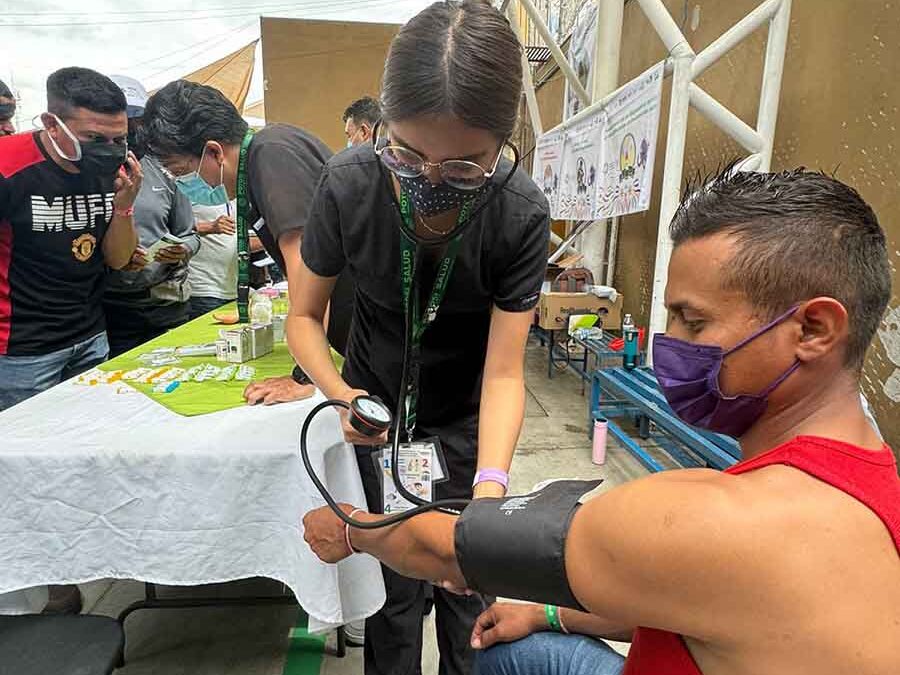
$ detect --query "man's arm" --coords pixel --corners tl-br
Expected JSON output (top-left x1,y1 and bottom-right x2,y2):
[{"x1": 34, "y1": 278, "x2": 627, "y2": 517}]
[
  {"x1": 303, "y1": 505, "x2": 465, "y2": 587},
  {"x1": 469, "y1": 602, "x2": 634, "y2": 651},
  {"x1": 305, "y1": 470, "x2": 761, "y2": 644},
  {"x1": 473, "y1": 307, "x2": 533, "y2": 498},
  {"x1": 103, "y1": 153, "x2": 142, "y2": 269},
  {"x1": 286, "y1": 256, "x2": 345, "y2": 398},
  {"x1": 242, "y1": 228, "x2": 316, "y2": 406}
]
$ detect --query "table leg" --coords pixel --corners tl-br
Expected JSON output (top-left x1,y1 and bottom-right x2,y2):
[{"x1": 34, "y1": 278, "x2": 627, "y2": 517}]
[{"x1": 547, "y1": 329, "x2": 554, "y2": 379}]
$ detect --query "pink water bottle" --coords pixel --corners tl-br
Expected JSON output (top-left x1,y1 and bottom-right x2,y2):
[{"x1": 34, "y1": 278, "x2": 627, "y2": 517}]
[{"x1": 592, "y1": 417, "x2": 608, "y2": 465}]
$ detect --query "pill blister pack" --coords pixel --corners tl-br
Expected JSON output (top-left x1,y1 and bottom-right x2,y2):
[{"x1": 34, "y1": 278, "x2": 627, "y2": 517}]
[
  {"x1": 235, "y1": 365, "x2": 256, "y2": 381},
  {"x1": 74, "y1": 369, "x2": 125, "y2": 386}
]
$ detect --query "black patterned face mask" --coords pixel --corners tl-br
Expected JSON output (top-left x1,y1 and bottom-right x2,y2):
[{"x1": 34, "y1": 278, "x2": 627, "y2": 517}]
[{"x1": 396, "y1": 173, "x2": 489, "y2": 217}]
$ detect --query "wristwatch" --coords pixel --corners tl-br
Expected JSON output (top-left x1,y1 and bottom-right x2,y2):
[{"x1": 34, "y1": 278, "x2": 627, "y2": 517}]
[{"x1": 291, "y1": 365, "x2": 312, "y2": 385}]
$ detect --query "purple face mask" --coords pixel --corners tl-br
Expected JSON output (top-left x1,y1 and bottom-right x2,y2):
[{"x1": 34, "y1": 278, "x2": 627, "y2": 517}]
[{"x1": 652, "y1": 306, "x2": 800, "y2": 438}]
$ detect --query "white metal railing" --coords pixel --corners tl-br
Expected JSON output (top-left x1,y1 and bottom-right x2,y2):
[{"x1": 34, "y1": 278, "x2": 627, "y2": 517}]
[{"x1": 504, "y1": 0, "x2": 792, "y2": 358}]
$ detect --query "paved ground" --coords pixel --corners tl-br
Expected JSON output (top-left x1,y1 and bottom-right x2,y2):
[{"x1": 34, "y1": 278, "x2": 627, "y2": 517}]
[{"x1": 89, "y1": 338, "x2": 657, "y2": 674}]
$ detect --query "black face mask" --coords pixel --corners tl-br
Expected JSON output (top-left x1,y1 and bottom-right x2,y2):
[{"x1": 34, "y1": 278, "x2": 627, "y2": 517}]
[{"x1": 79, "y1": 141, "x2": 128, "y2": 177}]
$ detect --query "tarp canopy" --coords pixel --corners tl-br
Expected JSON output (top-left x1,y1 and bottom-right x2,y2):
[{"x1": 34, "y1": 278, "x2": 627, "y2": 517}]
[
  {"x1": 244, "y1": 99, "x2": 265, "y2": 120},
  {"x1": 152, "y1": 40, "x2": 258, "y2": 111}
]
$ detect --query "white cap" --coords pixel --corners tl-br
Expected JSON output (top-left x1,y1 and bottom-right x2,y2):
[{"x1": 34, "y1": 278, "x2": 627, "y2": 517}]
[{"x1": 109, "y1": 74, "x2": 148, "y2": 118}]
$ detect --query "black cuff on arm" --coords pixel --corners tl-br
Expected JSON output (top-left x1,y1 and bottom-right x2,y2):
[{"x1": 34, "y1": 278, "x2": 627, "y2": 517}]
[
  {"x1": 454, "y1": 479, "x2": 603, "y2": 611},
  {"x1": 292, "y1": 365, "x2": 311, "y2": 385}
]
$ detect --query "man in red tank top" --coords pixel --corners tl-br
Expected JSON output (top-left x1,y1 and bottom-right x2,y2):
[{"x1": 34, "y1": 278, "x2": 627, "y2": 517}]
[{"x1": 303, "y1": 168, "x2": 898, "y2": 675}]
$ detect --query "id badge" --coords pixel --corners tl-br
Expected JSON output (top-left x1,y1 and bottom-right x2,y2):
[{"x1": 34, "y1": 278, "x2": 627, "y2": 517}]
[{"x1": 377, "y1": 437, "x2": 448, "y2": 514}]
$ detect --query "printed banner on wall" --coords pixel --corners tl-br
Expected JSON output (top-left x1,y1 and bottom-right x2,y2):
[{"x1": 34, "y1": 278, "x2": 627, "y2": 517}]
[
  {"x1": 541, "y1": 62, "x2": 664, "y2": 222},
  {"x1": 563, "y1": 0, "x2": 598, "y2": 121},
  {"x1": 557, "y1": 115, "x2": 603, "y2": 220},
  {"x1": 596, "y1": 61, "x2": 664, "y2": 219},
  {"x1": 531, "y1": 129, "x2": 565, "y2": 214}
]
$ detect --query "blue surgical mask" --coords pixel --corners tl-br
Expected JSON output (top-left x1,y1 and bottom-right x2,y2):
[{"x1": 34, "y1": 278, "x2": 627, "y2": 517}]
[{"x1": 175, "y1": 147, "x2": 229, "y2": 206}]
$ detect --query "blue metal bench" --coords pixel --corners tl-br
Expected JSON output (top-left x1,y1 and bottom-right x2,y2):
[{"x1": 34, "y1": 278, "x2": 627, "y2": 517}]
[
  {"x1": 531, "y1": 325, "x2": 643, "y2": 386},
  {"x1": 590, "y1": 366, "x2": 741, "y2": 473}
]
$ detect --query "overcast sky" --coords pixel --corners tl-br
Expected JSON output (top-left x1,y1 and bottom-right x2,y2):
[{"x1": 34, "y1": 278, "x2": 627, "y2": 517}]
[{"x1": 2, "y1": 0, "x2": 434, "y2": 126}]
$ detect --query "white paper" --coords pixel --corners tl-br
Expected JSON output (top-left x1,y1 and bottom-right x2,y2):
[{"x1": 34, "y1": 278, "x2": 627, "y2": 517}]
[
  {"x1": 146, "y1": 232, "x2": 187, "y2": 260},
  {"x1": 381, "y1": 443, "x2": 440, "y2": 514}
]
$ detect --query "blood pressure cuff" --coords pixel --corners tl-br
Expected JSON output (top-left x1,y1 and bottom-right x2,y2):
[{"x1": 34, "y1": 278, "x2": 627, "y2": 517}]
[{"x1": 454, "y1": 479, "x2": 602, "y2": 611}]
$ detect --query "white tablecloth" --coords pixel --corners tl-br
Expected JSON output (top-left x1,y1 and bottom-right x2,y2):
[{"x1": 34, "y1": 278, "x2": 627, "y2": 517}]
[{"x1": 0, "y1": 381, "x2": 385, "y2": 632}]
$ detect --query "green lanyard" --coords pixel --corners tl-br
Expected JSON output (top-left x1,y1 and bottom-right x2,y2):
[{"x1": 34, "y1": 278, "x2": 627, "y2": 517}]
[
  {"x1": 398, "y1": 191, "x2": 471, "y2": 439},
  {"x1": 235, "y1": 130, "x2": 255, "y2": 323}
]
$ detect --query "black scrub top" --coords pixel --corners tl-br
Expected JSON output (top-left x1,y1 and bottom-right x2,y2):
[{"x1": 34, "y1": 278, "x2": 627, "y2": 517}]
[{"x1": 302, "y1": 143, "x2": 549, "y2": 429}]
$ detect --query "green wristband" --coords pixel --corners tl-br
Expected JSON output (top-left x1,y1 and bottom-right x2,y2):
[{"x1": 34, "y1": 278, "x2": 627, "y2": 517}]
[{"x1": 545, "y1": 604, "x2": 562, "y2": 632}]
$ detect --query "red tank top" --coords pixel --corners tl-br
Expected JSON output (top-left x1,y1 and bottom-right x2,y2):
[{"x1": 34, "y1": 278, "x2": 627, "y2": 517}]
[{"x1": 622, "y1": 435, "x2": 900, "y2": 675}]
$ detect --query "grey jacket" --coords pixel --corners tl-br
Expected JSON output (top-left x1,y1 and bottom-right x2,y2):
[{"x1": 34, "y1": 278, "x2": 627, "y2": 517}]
[{"x1": 104, "y1": 156, "x2": 200, "y2": 305}]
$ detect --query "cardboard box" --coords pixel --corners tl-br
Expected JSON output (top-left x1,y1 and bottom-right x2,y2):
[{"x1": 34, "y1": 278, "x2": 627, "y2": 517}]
[{"x1": 537, "y1": 292, "x2": 623, "y2": 331}]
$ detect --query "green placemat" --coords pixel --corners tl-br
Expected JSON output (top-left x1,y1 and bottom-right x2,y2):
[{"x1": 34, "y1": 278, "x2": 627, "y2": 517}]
[{"x1": 99, "y1": 303, "x2": 343, "y2": 417}]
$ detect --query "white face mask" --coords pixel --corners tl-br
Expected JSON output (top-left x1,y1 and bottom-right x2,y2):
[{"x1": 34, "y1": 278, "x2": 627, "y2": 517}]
[{"x1": 43, "y1": 113, "x2": 82, "y2": 161}]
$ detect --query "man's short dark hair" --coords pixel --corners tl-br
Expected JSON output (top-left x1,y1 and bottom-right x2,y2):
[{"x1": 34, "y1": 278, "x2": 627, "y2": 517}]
[
  {"x1": 671, "y1": 166, "x2": 891, "y2": 369},
  {"x1": 342, "y1": 96, "x2": 381, "y2": 127},
  {"x1": 46, "y1": 67, "x2": 126, "y2": 118},
  {"x1": 0, "y1": 79, "x2": 12, "y2": 101},
  {"x1": 143, "y1": 80, "x2": 248, "y2": 159}
]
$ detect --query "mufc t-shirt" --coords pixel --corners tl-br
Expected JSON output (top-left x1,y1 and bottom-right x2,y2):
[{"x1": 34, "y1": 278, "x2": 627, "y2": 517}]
[{"x1": 0, "y1": 132, "x2": 115, "y2": 355}]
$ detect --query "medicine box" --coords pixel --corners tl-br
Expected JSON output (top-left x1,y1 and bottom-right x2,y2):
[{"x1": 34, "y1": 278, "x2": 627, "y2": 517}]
[{"x1": 216, "y1": 324, "x2": 274, "y2": 363}]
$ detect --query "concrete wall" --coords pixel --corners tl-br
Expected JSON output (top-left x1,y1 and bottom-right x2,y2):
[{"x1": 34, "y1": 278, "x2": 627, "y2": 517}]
[
  {"x1": 260, "y1": 17, "x2": 399, "y2": 152},
  {"x1": 532, "y1": 0, "x2": 898, "y2": 447}
]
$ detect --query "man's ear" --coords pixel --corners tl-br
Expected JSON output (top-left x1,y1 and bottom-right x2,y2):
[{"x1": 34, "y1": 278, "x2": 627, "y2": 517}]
[
  {"x1": 360, "y1": 124, "x2": 372, "y2": 141},
  {"x1": 794, "y1": 297, "x2": 849, "y2": 363},
  {"x1": 205, "y1": 140, "x2": 226, "y2": 164},
  {"x1": 41, "y1": 112, "x2": 58, "y2": 130}
]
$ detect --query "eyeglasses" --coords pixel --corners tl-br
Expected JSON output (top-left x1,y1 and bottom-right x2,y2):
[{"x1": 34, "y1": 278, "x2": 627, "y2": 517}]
[{"x1": 375, "y1": 134, "x2": 504, "y2": 191}]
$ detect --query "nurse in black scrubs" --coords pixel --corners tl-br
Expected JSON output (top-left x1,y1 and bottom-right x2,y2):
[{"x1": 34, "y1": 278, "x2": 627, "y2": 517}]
[{"x1": 288, "y1": 2, "x2": 550, "y2": 673}]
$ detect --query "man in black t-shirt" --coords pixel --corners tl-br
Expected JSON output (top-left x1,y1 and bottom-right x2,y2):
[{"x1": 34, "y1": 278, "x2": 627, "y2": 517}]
[
  {"x1": 343, "y1": 96, "x2": 380, "y2": 148},
  {"x1": 142, "y1": 80, "x2": 351, "y2": 405},
  {"x1": 0, "y1": 79, "x2": 16, "y2": 137},
  {"x1": 0, "y1": 67, "x2": 141, "y2": 412}
]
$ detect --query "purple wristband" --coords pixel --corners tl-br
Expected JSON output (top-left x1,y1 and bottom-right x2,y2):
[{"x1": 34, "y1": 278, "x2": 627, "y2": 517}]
[{"x1": 472, "y1": 468, "x2": 509, "y2": 490}]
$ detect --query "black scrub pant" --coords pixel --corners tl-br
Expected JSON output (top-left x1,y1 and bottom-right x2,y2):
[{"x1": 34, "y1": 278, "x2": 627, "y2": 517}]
[{"x1": 356, "y1": 416, "x2": 488, "y2": 675}]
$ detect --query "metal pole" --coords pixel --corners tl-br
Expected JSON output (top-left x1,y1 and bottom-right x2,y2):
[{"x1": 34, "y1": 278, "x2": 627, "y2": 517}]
[
  {"x1": 635, "y1": 0, "x2": 694, "y2": 54},
  {"x1": 691, "y1": 0, "x2": 781, "y2": 79},
  {"x1": 507, "y1": 2, "x2": 543, "y2": 137},
  {"x1": 605, "y1": 217, "x2": 619, "y2": 286},
  {"x1": 581, "y1": 0, "x2": 625, "y2": 286},
  {"x1": 756, "y1": 0, "x2": 792, "y2": 171},
  {"x1": 647, "y1": 51, "x2": 693, "y2": 356},
  {"x1": 549, "y1": 221, "x2": 594, "y2": 264},
  {"x1": 688, "y1": 84, "x2": 764, "y2": 153},
  {"x1": 516, "y1": 0, "x2": 592, "y2": 106}
]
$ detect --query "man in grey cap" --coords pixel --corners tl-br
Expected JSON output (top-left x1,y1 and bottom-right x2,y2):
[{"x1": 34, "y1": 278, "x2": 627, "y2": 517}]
[
  {"x1": 103, "y1": 75, "x2": 199, "y2": 357},
  {"x1": 0, "y1": 79, "x2": 15, "y2": 136}
]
